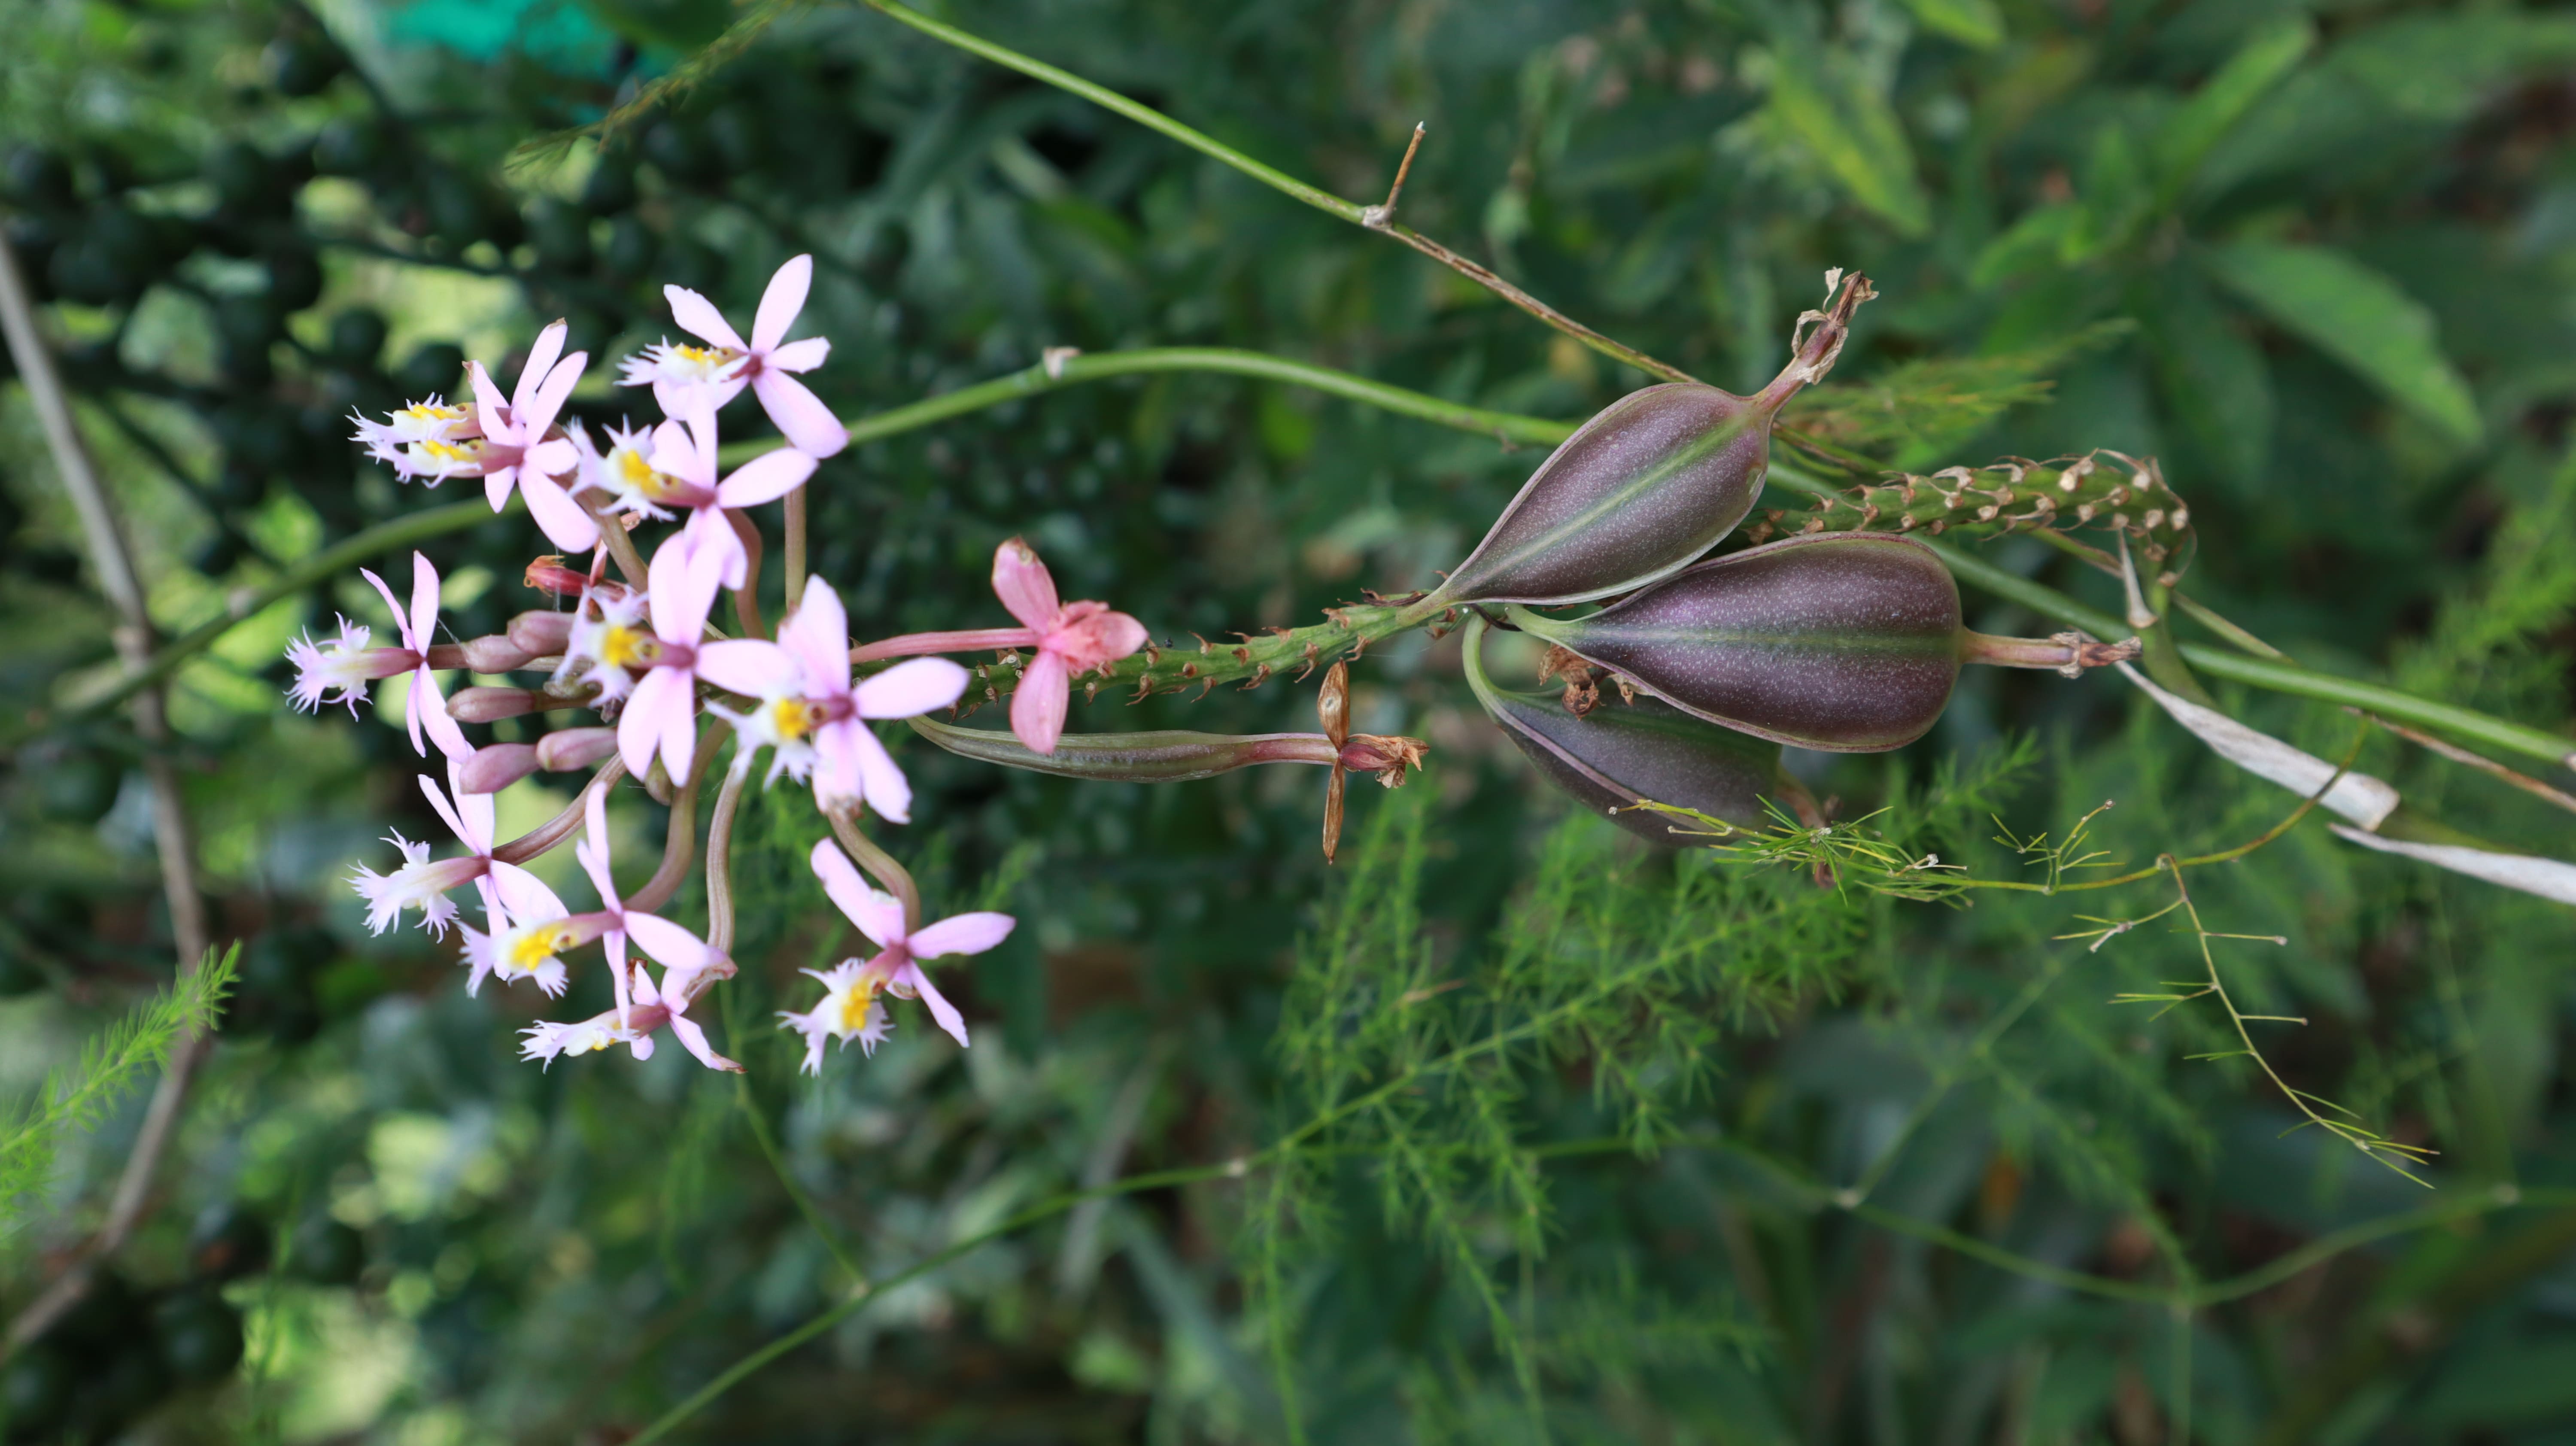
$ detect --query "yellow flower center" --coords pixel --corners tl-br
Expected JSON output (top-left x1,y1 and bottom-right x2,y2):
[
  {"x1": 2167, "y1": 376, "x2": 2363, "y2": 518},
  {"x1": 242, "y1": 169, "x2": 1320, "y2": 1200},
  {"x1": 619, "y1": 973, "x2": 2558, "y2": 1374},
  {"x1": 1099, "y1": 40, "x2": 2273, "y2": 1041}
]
[
  {"x1": 402, "y1": 401, "x2": 466, "y2": 425},
  {"x1": 414, "y1": 437, "x2": 484, "y2": 464},
  {"x1": 771, "y1": 698, "x2": 830, "y2": 741},
  {"x1": 611, "y1": 445, "x2": 687, "y2": 501},
  {"x1": 506, "y1": 925, "x2": 571, "y2": 976},
  {"x1": 598, "y1": 626, "x2": 662, "y2": 670},
  {"x1": 835, "y1": 977, "x2": 882, "y2": 1034},
  {"x1": 673, "y1": 343, "x2": 743, "y2": 374}
]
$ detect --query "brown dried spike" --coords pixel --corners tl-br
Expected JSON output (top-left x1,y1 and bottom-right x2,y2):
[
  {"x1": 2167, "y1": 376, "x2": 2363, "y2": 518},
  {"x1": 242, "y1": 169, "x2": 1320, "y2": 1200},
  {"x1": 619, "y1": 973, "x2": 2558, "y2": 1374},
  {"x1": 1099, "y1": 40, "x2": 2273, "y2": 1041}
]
[
  {"x1": 1189, "y1": 632, "x2": 1214, "y2": 656},
  {"x1": 1180, "y1": 662, "x2": 1198, "y2": 679},
  {"x1": 1084, "y1": 679, "x2": 1101, "y2": 703},
  {"x1": 1193, "y1": 679, "x2": 1214, "y2": 700},
  {"x1": 1239, "y1": 663, "x2": 1271, "y2": 690},
  {"x1": 1144, "y1": 641, "x2": 1163, "y2": 668},
  {"x1": 1233, "y1": 646, "x2": 1252, "y2": 664}
]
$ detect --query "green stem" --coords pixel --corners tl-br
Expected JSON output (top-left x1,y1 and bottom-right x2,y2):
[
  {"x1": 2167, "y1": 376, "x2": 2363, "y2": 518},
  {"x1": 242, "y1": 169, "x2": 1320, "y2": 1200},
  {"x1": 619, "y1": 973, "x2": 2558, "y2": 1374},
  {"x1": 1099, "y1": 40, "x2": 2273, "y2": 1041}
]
[
  {"x1": 625, "y1": 1157, "x2": 1252, "y2": 1444},
  {"x1": 1913, "y1": 538, "x2": 2576, "y2": 773},
  {"x1": 17, "y1": 497, "x2": 495, "y2": 743},
  {"x1": 856, "y1": 1, "x2": 1702, "y2": 386},
  {"x1": 716, "y1": 345, "x2": 1573, "y2": 466}
]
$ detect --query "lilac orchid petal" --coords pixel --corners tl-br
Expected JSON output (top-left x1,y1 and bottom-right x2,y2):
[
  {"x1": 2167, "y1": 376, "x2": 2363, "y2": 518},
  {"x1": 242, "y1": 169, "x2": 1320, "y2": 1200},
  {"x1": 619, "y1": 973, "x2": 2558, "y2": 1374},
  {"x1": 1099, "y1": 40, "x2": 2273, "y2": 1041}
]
[
  {"x1": 491, "y1": 861, "x2": 567, "y2": 923},
  {"x1": 408, "y1": 553, "x2": 443, "y2": 653},
  {"x1": 516, "y1": 323, "x2": 567, "y2": 416},
  {"x1": 416, "y1": 668, "x2": 471, "y2": 762},
  {"x1": 808, "y1": 839, "x2": 907, "y2": 950},
  {"x1": 897, "y1": 962, "x2": 970, "y2": 1048},
  {"x1": 778, "y1": 582, "x2": 850, "y2": 697},
  {"x1": 665, "y1": 284, "x2": 748, "y2": 352},
  {"x1": 750, "y1": 371, "x2": 847, "y2": 458},
  {"x1": 750, "y1": 255, "x2": 811, "y2": 354},
  {"x1": 522, "y1": 349, "x2": 588, "y2": 438},
  {"x1": 845, "y1": 720, "x2": 913, "y2": 825},
  {"x1": 618, "y1": 666, "x2": 690, "y2": 778},
  {"x1": 696, "y1": 638, "x2": 799, "y2": 696},
  {"x1": 853, "y1": 657, "x2": 969, "y2": 719},
  {"x1": 714, "y1": 446, "x2": 818, "y2": 507},
  {"x1": 465, "y1": 361, "x2": 511, "y2": 432},
  {"x1": 521, "y1": 473, "x2": 601, "y2": 553},
  {"x1": 359, "y1": 566, "x2": 412, "y2": 649},
  {"x1": 576, "y1": 787, "x2": 620, "y2": 908},
  {"x1": 766, "y1": 336, "x2": 829, "y2": 374},
  {"x1": 483, "y1": 465, "x2": 518, "y2": 513},
  {"x1": 907, "y1": 911, "x2": 1015, "y2": 960},
  {"x1": 624, "y1": 911, "x2": 715, "y2": 974},
  {"x1": 681, "y1": 505, "x2": 749, "y2": 593},
  {"x1": 665, "y1": 1013, "x2": 741, "y2": 1071}
]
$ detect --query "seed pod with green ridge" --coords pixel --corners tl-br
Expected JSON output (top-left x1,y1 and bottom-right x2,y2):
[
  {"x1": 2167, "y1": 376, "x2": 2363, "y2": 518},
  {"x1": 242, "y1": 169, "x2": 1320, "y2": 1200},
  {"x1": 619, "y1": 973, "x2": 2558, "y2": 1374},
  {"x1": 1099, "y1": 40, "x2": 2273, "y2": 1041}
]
[
  {"x1": 909, "y1": 714, "x2": 1427, "y2": 786},
  {"x1": 1416, "y1": 272, "x2": 1874, "y2": 614},
  {"x1": 1505, "y1": 534, "x2": 2139, "y2": 753},
  {"x1": 1462, "y1": 615, "x2": 1783, "y2": 845}
]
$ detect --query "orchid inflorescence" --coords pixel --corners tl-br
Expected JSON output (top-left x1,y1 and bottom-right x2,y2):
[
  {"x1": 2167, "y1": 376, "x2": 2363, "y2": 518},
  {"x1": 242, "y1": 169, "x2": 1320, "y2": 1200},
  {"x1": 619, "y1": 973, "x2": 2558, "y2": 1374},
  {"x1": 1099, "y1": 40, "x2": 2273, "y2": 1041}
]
[{"x1": 300, "y1": 257, "x2": 1138, "y2": 1076}]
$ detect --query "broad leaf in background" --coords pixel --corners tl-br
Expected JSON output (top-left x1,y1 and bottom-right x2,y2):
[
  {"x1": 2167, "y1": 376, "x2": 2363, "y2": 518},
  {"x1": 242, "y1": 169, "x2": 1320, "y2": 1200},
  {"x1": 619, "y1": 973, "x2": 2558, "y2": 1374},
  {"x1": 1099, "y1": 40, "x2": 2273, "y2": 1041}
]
[
  {"x1": 1755, "y1": 24, "x2": 1929, "y2": 238},
  {"x1": 2204, "y1": 240, "x2": 2483, "y2": 447},
  {"x1": 2138, "y1": 262, "x2": 2273, "y2": 494}
]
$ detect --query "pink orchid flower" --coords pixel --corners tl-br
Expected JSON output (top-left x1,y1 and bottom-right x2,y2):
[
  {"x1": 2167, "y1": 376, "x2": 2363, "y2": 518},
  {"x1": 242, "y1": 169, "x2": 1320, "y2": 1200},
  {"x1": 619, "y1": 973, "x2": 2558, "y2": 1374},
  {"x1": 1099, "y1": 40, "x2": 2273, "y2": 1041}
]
[
  {"x1": 520, "y1": 955, "x2": 741, "y2": 1072},
  {"x1": 778, "y1": 838, "x2": 1014, "y2": 1073},
  {"x1": 572, "y1": 401, "x2": 814, "y2": 591},
  {"x1": 617, "y1": 255, "x2": 846, "y2": 457},
  {"x1": 459, "y1": 866, "x2": 593, "y2": 999},
  {"x1": 572, "y1": 785, "x2": 724, "y2": 1028},
  {"x1": 696, "y1": 580, "x2": 967, "y2": 823},
  {"x1": 615, "y1": 533, "x2": 731, "y2": 784},
  {"x1": 350, "y1": 552, "x2": 469, "y2": 761},
  {"x1": 992, "y1": 538, "x2": 1148, "y2": 756},
  {"x1": 462, "y1": 321, "x2": 586, "y2": 504},
  {"x1": 351, "y1": 758, "x2": 532, "y2": 936},
  {"x1": 283, "y1": 614, "x2": 411, "y2": 719}
]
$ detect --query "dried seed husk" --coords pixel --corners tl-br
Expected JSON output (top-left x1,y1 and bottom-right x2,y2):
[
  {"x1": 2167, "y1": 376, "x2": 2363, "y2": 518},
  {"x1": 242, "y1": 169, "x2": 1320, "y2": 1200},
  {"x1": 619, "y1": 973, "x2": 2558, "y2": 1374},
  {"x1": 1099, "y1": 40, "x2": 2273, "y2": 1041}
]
[
  {"x1": 910, "y1": 715, "x2": 1425, "y2": 784},
  {"x1": 1507, "y1": 533, "x2": 1962, "y2": 753},
  {"x1": 1463, "y1": 615, "x2": 1781, "y2": 845}
]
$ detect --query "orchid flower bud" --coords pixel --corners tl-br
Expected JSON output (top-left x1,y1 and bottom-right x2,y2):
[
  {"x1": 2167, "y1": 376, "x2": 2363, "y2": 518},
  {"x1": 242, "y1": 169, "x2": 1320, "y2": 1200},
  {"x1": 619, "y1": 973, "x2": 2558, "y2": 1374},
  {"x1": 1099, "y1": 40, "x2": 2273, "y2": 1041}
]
[
  {"x1": 1507, "y1": 534, "x2": 2138, "y2": 753},
  {"x1": 534, "y1": 726, "x2": 619, "y2": 772},
  {"x1": 1423, "y1": 273, "x2": 1873, "y2": 611},
  {"x1": 447, "y1": 685, "x2": 548, "y2": 723},
  {"x1": 507, "y1": 609, "x2": 577, "y2": 657},
  {"x1": 459, "y1": 743, "x2": 541, "y2": 794},
  {"x1": 1463, "y1": 615, "x2": 1780, "y2": 844}
]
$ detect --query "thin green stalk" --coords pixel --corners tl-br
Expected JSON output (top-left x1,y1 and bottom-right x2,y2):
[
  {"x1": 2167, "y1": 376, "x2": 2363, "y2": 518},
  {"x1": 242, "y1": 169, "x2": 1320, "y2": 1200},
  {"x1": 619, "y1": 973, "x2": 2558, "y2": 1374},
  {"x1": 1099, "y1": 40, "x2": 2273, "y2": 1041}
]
[
  {"x1": 625, "y1": 1158, "x2": 1250, "y2": 1443},
  {"x1": 16, "y1": 497, "x2": 494, "y2": 743},
  {"x1": 856, "y1": 3, "x2": 1699, "y2": 386},
  {"x1": 715, "y1": 345, "x2": 1573, "y2": 465},
  {"x1": 1911, "y1": 538, "x2": 2576, "y2": 772}
]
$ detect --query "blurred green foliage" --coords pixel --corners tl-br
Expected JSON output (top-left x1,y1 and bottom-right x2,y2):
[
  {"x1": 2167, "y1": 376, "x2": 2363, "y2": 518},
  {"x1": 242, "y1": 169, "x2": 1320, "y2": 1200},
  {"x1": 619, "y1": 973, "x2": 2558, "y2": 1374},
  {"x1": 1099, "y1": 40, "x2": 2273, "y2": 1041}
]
[{"x1": 4, "y1": 0, "x2": 2576, "y2": 1442}]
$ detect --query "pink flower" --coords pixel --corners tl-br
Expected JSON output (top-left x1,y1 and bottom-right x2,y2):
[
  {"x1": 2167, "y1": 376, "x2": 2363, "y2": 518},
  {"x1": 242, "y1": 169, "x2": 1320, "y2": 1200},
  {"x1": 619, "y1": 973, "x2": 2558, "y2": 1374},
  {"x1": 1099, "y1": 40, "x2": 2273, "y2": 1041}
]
[
  {"x1": 350, "y1": 759, "x2": 533, "y2": 936},
  {"x1": 459, "y1": 866, "x2": 596, "y2": 999},
  {"x1": 618, "y1": 255, "x2": 846, "y2": 457},
  {"x1": 572, "y1": 785, "x2": 723, "y2": 1028},
  {"x1": 551, "y1": 583, "x2": 650, "y2": 708},
  {"x1": 519, "y1": 957, "x2": 741, "y2": 1072},
  {"x1": 990, "y1": 538, "x2": 1148, "y2": 756},
  {"x1": 283, "y1": 615, "x2": 413, "y2": 717},
  {"x1": 355, "y1": 553, "x2": 469, "y2": 761},
  {"x1": 696, "y1": 580, "x2": 966, "y2": 823},
  {"x1": 572, "y1": 401, "x2": 814, "y2": 591},
  {"x1": 614, "y1": 533, "x2": 730, "y2": 784},
  {"x1": 778, "y1": 838, "x2": 1013, "y2": 1073},
  {"x1": 463, "y1": 321, "x2": 588, "y2": 511}
]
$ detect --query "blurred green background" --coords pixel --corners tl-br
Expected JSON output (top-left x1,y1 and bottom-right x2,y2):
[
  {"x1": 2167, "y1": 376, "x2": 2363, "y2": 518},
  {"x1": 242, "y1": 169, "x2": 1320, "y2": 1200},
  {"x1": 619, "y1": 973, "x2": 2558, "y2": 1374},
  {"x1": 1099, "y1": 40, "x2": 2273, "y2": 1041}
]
[{"x1": 5, "y1": 0, "x2": 2576, "y2": 1441}]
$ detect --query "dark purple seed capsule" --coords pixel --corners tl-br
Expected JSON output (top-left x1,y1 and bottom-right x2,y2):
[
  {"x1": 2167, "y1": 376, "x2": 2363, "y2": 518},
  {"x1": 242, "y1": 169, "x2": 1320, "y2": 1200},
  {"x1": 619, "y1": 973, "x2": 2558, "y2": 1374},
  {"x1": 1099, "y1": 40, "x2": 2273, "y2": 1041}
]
[
  {"x1": 1421, "y1": 274, "x2": 1873, "y2": 611},
  {"x1": 1508, "y1": 533, "x2": 1964, "y2": 753},
  {"x1": 1463, "y1": 617, "x2": 1781, "y2": 845}
]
